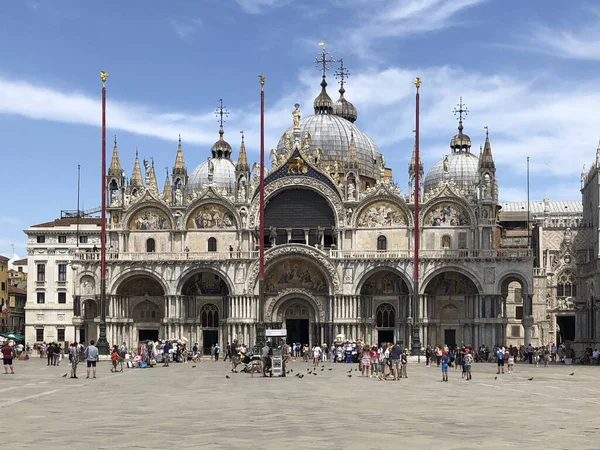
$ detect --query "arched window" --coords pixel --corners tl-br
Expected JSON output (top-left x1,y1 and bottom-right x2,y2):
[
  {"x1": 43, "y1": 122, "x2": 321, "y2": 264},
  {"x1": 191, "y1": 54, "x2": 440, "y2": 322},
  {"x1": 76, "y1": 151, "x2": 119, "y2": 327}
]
[
  {"x1": 557, "y1": 271, "x2": 577, "y2": 298},
  {"x1": 201, "y1": 303, "x2": 219, "y2": 328},
  {"x1": 376, "y1": 303, "x2": 395, "y2": 328},
  {"x1": 442, "y1": 235, "x2": 451, "y2": 249},
  {"x1": 146, "y1": 238, "x2": 155, "y2": 253},
  {"x1": 208, "y1": 237, "x2": 217, "y2": 252},
  {"x1": 377, "y1": 235, "x2": 387, "y2": 251}
]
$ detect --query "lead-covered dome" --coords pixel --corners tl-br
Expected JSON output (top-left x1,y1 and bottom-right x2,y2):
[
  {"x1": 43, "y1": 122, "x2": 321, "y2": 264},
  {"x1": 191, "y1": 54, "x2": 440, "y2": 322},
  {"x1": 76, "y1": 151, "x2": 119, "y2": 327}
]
[
  {"x1": 424, "y1": 151, "x2": 479, "y2": 194},
  {"x1": 188, "y1": 158, "x2": 236, "y2": 193},
  {"x1": 277, "y1": 114, "x2": 382, "y2": 180}
]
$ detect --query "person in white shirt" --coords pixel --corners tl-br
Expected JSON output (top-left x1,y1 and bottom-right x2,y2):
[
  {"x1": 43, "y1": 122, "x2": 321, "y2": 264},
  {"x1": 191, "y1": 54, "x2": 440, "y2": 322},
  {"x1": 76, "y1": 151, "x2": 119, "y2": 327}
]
[{"x1": 312, "y1": 345, "x2": 322, "y2": 368}]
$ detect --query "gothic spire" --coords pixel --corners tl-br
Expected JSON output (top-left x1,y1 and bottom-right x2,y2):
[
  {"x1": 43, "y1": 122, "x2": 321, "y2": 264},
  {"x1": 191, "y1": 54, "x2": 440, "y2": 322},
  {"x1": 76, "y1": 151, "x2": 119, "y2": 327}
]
[
  {"x1": 236, "y1": 130, "x2": 249, "y2": 171},
  {"x1": 108, "y1": 135, "x2": 122, "y2": 177},
  {"x1": 409, "y1": 142, "x2": 423, "y2": 177},
  {"x1": 131, "y1": 147, "x2": 143, "y2": 187},
  {"x1": 172, "y1": 134, "x2": 187, "y2": 175},
  {"x1": 479, "y1": 126, "x2": 495, "y2": 170},
  {"x1": 162, "y1": 167, "x2": 172, "y2": 204},
  {"x1": 147, "y1": 157, "x2": 159, "y2": 195}
]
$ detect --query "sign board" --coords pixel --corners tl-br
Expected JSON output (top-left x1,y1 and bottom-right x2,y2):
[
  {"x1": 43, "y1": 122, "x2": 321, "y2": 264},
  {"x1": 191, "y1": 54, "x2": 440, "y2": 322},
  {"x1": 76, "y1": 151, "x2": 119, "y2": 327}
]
[{"x1": 266, "y1": 329, "x2": 287, "y2": 337}]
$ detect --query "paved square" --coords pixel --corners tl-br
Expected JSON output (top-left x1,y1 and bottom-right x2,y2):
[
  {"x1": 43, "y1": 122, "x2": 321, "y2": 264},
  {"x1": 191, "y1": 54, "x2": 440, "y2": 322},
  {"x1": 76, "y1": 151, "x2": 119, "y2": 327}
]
[{"x1": 1, "y1": 357, "x2": 598, "y2": 449}]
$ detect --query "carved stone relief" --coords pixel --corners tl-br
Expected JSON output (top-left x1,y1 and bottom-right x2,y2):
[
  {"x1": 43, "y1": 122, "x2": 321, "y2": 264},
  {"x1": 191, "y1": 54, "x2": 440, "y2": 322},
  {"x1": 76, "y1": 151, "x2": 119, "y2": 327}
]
[{"x1": 357, "y1": 201, "x2": 407, "y2": 227}]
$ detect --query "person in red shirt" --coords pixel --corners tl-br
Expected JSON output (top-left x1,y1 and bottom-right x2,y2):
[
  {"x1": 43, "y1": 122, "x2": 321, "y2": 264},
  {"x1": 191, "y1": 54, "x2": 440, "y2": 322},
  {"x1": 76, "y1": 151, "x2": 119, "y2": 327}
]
[{"x1": 2, "y1": 342, "x2": 15, "y2": 374}]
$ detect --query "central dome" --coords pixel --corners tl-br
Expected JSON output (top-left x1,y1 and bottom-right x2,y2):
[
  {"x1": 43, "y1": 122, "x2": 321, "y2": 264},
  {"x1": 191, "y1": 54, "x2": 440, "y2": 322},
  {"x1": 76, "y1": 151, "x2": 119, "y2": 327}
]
[
  {"x1": 277, "y1": 114, "x2": 382, "y2": 180},
  {"x1": 188, "y1": 158, "x2": 236, "y2": 193}
]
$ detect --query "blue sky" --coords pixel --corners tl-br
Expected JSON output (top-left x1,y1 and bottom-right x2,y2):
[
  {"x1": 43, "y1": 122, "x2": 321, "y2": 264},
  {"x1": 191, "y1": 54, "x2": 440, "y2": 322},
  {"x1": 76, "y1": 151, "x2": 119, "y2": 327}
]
[{"x1": 1, "y1": 0, "x2": 599, "y2": 261}]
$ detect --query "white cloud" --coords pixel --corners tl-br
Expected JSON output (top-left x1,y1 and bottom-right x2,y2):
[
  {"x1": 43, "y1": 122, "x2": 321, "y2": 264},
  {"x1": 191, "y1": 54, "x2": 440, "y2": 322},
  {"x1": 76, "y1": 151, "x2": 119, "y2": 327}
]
[
  {"x1": 235, "y1": 0, "x2": 291, "y2": 14},
  {"x1": 169, "y1": 17, "x2": 203, "y2": 40},
  {"x1": 527, "y1": 24, "x2": 600, "y2": 61},
  {"x1": 338, "y1": 0, "x2": 487, "y2": 57}
]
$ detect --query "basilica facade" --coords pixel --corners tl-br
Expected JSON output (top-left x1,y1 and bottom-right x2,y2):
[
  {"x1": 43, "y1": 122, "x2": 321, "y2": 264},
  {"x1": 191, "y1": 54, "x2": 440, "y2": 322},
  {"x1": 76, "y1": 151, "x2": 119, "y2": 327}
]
[{"x1": 71, "y1": 64, "x2": 535, "y2": 354}]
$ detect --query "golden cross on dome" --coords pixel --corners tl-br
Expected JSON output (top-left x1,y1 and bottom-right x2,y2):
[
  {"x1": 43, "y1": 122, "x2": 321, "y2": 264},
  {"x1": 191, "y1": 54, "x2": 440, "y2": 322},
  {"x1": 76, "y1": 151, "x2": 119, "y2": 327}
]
[
  {"x1": 215, "y1": 98, "x2": 229, "y2": 128},
  {"x1": 334, "y1": 58, "x2": 350, "y2": 88},
  {"x1": 315, "y1": 42, "x2": 335, "y2": 78},
  {"x1": 453, "y1": 97, "x2": 469, "y2": 122}
]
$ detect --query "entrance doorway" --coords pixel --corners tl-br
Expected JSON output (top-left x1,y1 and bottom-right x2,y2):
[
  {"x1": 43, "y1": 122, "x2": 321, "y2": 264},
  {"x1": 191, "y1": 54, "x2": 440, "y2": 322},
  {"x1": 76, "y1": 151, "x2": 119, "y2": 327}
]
[
  {"x1": 203, "y1": 330, "x2": 218, "y2": 355},
  {"x1": 286, "y1": 319, "x2": 309, "y2": 346},
  {"x1": 138, "y1": 329, "x2": 159, "y2": 342},
  {"x1": 377, "y1": 330, "x2": 394, "y2": 345},
  {"x1": 556, "y1": 315, "x2": 575, "y2": 344},
  {"x1": 444, "y1": 329, "x2": 456, "y2": 348}
]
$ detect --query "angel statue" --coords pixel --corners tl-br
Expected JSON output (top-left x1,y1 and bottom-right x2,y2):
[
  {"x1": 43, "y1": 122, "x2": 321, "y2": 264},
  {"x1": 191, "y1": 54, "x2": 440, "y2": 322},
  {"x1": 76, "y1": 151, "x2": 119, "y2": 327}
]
[
  {"x1": 251, "y1": 162, "x2": 262, "y2": 186},
  {"x1": 292, "y1": 103, "x2": 301, "y2": 127},
  {"x1": 143, "y1": 159, "x2": 152, "y2": 181},
  {"x1": 301, "y1": 132, "x2": 312, "y2": 154},
  {"x1": 313, "y1": 147, "x2": 323, "y2": 165},
  {"x1": 282, "y1": 132, "x2": 292, "y2": 155},
  {"x1": 269, "y1": 148, "x2": 280, "y2": 168}
]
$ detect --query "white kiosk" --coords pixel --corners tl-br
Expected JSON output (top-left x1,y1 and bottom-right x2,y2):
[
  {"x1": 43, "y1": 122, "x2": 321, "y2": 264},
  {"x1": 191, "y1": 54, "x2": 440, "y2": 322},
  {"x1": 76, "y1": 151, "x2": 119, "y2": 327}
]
[{"x1": 266, "y1": 329, "x2": 287, "y2": 377}]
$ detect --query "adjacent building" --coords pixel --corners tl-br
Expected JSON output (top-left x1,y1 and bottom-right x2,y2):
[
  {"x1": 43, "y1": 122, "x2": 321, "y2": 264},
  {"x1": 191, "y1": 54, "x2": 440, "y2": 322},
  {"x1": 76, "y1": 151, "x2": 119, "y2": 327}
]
[
  {"x1": 0, "y1": 255, "x2": 9, "y2": 332},
  {"x1": 23, "y1": 218, "x2": 101, "y2": 345},
  {"x1": 6, "y1": 285, "x2": 26, "y2": 335}
]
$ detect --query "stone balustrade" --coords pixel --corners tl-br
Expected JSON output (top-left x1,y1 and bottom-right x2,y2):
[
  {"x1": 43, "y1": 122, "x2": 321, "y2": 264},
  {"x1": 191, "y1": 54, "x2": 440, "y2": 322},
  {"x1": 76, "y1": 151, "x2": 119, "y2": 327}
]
[{"x1": 74, "y1": 251, "x2": 259, "y2": 262}]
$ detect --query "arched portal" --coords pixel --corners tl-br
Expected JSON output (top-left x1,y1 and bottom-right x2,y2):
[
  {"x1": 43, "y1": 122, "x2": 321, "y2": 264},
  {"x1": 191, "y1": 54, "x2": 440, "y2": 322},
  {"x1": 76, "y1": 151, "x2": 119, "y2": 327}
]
[
  {"x1": 80, "y1": 299, "x2": 98, "y2": 344},
  {"x1": 424, "y1": 271, "x2": 480, "y2": 348},
  {"x1": 264, "y1": 188, "x2": 336, "y2": 247},
  {"x1": 117, "y1": 275, "x2": 165, "y2": 344},
  {"x1": 271, "y1": 295, "x2": 319, "y2": 347}
]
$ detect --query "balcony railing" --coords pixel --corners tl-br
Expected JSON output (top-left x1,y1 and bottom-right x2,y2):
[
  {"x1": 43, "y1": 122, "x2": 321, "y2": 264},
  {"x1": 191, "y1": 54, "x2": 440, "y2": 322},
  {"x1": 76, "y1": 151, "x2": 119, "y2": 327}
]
[
  {"x1": 74, "y1": 247, "x2": 531, "y2": 263},
  {"x1": 329, "y1": 248, "x2": 531, "y2": 260},
  {"x1": 74, "y1": 251, "x2": 259, "y2": 262}
]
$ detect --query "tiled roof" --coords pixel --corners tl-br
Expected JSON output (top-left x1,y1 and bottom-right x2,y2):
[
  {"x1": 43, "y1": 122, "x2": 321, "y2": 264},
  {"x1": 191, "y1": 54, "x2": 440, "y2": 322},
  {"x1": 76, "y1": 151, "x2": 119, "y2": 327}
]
[
  {"x1": 0, "y1": 255, "x2": 9, "y2": 262},
  {"x1": 8, "y1": 285, "x2": 26, "y2": 295},
  {"x1": 12, "y1": 258, "x2": 27, "y2": 265},
  {"x1": 500, "y1": 201, "x2": 582, "y2": 214},
  {"x1": 30, "y1": 218, "x2": 102, "y2": 228}
]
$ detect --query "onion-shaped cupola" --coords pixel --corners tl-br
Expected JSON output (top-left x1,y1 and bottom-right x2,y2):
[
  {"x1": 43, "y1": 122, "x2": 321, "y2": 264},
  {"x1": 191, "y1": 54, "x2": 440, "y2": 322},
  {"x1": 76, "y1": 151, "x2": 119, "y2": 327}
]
[{"x1": 332, "y1": 58, "x2": 357, "y2": 123}]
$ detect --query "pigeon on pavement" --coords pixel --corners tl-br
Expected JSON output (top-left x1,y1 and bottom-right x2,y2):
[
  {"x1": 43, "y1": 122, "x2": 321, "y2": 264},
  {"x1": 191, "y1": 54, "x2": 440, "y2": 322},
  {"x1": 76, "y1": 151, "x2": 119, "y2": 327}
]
[
  {"x1": 62, "y1": 373, "x2": 68, "y2": 378},
  {"x1": 225, "y1": 375, "x2": 230, "y2": 379}
]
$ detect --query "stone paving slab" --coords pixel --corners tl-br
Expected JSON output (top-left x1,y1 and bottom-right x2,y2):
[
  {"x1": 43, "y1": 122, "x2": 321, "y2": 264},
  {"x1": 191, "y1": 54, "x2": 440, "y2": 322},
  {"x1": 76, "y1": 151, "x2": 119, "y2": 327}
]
[{"x1": 1, "y1": 357, "x2": 598, "y2": 449}]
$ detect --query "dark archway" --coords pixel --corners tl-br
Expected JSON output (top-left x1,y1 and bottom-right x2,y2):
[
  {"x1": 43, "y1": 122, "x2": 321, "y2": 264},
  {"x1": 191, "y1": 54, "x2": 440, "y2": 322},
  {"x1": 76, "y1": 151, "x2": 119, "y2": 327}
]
[
  {"x1": 117, "y1": 276, "x2": 165, "y2": 296},
  {"x1": 181, "y1": 272, "x2": 229, "y2": 296},
  {"x1": 264, "y1": 189, "x2": 335, "y2": 246},
  {"x1": 424, "y1": 272, "x2": 479, "y2": 296},
  {"x1": 146, "y1": 238, "x2": 155, "y2": 253},
  {"x1": 360, "y1": 271, "x2": 409, "y2": 295}
]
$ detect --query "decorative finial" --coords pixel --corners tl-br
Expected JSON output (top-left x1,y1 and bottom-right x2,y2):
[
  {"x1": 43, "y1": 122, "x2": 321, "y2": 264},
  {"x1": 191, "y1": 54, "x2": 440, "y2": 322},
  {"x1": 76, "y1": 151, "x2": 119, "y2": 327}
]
[
  {"x1": 113, "y1": 135, "x2": 117, "y2": 146},
  {"x1": 315, "y1": 42, "x2": 335, "y2": 79},
  {"x1": 100, "y1": 71, "x2": 108, "y2": 84},
  {"x1": 259, "y1": 75, "x2": 265, "y2": 90},
  {"x1": 178, "y1": 134, "x2": 181, "y2": 145},
  {"x1": 335, "y1": 58, "x2": 350, "y2": 90},
  {"x1": 215, "y1": 98, "x2": 229, "y2": 129},
  {"x1": 151, "y1": 156, "x2": 154, "y2": 168},
  {"x1": 165, "y1": 166, "x2": 169, "y2": 176},
  {"x1": 414, "y1": 77, "x2": 422, "y2": 91},
  {"x1": 453, "y1": 97, "x2": 468, "y2": 123},
  {"x1": 135, "y1": 147, "x2": 138, "y2": 158},
  {"x1": 240, "y1": 130, "x2": 245, "y2": 143},
  {"x1": 484, "y1": 126, "x2": 489, "y2": 138}
]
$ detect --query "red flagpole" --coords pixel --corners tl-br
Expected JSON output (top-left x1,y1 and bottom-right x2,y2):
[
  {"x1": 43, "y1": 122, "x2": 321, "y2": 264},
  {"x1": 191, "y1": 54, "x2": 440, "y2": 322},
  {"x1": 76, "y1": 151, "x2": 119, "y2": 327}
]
[
  {"x1": 411, "y1": 77, "x2": 422, "y2": 356},
  {"x1": 259, "y1": 75, "x2": 265, "y2": 325},
  {"x1": 98, "y1": 71, "x2": 109, "y2": 354}
]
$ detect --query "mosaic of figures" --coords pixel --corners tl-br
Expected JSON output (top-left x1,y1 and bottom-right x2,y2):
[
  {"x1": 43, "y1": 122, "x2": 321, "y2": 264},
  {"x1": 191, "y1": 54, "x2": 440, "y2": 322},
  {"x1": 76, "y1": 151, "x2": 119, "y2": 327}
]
[
  {"x1": 187, "y1": 204, "x2": 235, "y2": 229},
  {"x1": 361, "y1": 271, "x2": 408, "y2": 295},
  {"x1": 266, "y1": 259, "x2": 327, "y2": 293},
  {"x1": 128, "y1": 208, "x2": 171, "y2": 230},
  {"x1": 357, "y1": 201, "x2": 407, "y2": 228},
  {"x1": 425, "y1": 203, "x2": 469, "y2": 227},
  {"x1": 425, "y1": 272, "x2": 478, "y2": 296},
  {"x1": 182, "y1": 272, "x2": 228, "y2": 296}
]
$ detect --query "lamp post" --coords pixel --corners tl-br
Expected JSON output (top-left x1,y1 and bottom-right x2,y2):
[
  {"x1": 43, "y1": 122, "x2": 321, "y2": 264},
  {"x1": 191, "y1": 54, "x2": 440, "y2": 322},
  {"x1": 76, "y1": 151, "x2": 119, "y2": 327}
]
[
  {"x1": 411, "y1": 77, "x2": 422, "y2": 358},
  {"x1": 97, "y1": 71, "x2": 109, "y2": 355}
]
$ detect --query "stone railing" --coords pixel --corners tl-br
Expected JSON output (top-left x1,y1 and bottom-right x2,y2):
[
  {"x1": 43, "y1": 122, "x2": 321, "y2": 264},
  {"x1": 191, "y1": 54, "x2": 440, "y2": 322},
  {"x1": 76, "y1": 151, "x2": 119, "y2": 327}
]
[
  {"x1": 330, "y1": 248, "x2": 531, "y2": 260},
  {"x1": 533, "y1": 267, "x2": 547, "y2": 277},
  {"x1": 74, "y1": 251, "x2": 259, "y2": 262}
]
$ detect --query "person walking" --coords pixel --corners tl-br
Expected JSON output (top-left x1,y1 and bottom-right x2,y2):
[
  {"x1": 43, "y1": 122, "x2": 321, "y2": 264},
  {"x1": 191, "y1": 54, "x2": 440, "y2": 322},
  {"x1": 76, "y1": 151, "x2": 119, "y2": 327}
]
[
  {"x1": 463, "y1": 348, "x2": 473, "y2": 381},
  {"x1": 496, "y1": 346, "x2": 505, "y2": 374},
  {"x1": 162, "y1": 341, "x2": 171, "y2": 367},
  {"x1": 69, "y1": 342, "x2": 79, "y2": 379},
  {"x1": 2, "y1": 341, "x2": 15, "y2": 374},
  {"x1": 84, "y1": 340, "x2": 99, "y2": 379},
  {"x1": 401, "y1": 351, "x2": 408, "y2": 378},
  {"x1": 47, "y1": 342, "x2": 55, "y2": 366},
  {"x1": 214, "y1": 343, "x2": 221, "y2": 362},
  {"x1": 390, "y1": 341, "x2": 402, "y2": 381},
  {"x1": 441, "y1": 351, "x2": 449, "y2": 382},
  {"x1": 223, "y1": 342, "x2": 231, "y2": 362}
]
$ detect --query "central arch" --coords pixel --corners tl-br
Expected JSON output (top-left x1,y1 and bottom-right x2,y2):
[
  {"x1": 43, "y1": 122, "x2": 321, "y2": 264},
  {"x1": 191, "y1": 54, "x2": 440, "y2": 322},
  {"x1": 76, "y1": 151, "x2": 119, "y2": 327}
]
[{"x1": 268, "y1": 289, "x2": 323, "y2": 347}]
